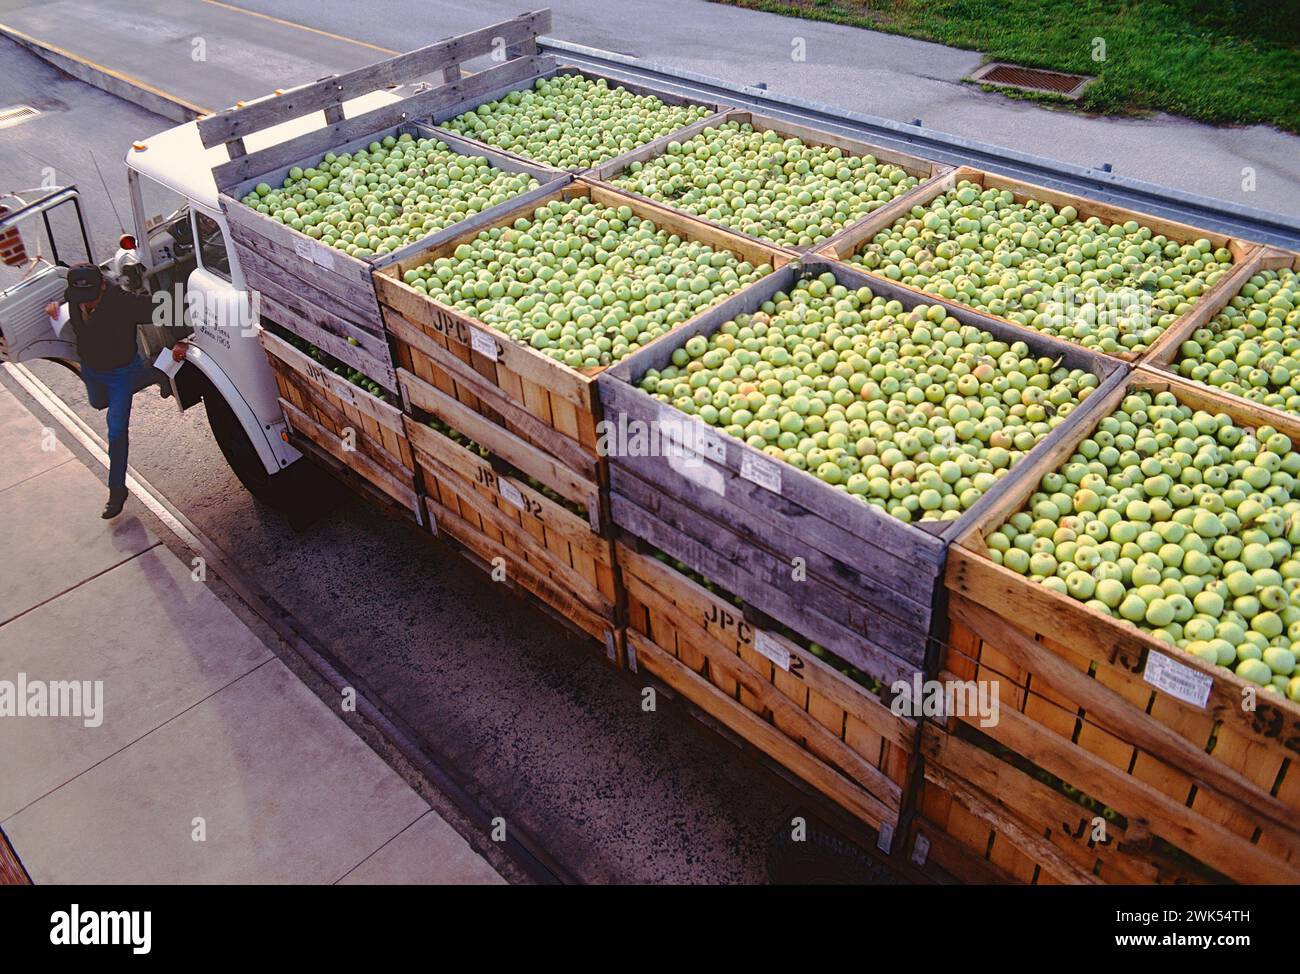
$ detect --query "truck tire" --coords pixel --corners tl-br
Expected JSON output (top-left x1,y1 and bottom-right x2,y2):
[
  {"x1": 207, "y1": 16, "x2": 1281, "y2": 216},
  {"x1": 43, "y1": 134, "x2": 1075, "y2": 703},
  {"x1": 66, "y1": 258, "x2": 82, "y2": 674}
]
[{"x1": 202, "y1": 387, "x2": 279, "y2": 500}]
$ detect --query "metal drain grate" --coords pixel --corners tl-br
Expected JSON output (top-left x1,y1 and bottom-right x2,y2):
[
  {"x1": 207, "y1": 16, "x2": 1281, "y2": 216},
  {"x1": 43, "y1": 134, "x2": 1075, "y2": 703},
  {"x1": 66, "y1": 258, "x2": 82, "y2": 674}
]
[
  {"x1": 0, "y1": 105, "x2": 40, "y2": 129},
  {"x1": 970, "y1": 63, "x2": 1093, "y2": 99}
]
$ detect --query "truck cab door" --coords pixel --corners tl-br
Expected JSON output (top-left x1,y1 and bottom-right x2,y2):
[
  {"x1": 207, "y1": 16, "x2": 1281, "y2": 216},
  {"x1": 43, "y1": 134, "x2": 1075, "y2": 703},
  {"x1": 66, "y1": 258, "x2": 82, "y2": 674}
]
[{"x1": 0, "y1": 188, "x2": 94, "y2": 364}]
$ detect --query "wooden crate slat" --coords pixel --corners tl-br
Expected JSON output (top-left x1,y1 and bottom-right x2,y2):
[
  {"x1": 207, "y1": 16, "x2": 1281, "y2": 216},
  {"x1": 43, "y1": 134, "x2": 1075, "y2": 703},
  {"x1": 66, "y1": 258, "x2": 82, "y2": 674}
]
[
  {"x1": 252, "y1": 286, "x2": 396, "y2": 393},
  {"x1": 945, "y1": 679, "x2": 1300, "y2": 884},
  {"x1": 620, "y1": 543, "x2": 914, "y2": 751},
  {"x1": 950, "y1": 594, "x2": 1299, "y2": 838},
  {"x1": 405, "y1": 418, "x2": 610, "y2": 565},
  {"x1": 417, "y1": 452, "x2": 613, "y2": 616},
  {"x1": 619, "y1": 546, "x2": 915, "y2": 753},
  {"x1": 630, "y1": 631, "x2": 899, "y2": 830},
  {"x1": 280, "y1": 399, "x2": 418, "y2": 514},
  {"x1": 400, "y1": 368, "x2": 599, "y2": 516},
  {"x1": 612, "y1": 491, "x2": 925, "y2": 683},
  {"x1": 422, "y1": 494, "x2": 615, "y2": 643},
  {"x1": 259, "y1": 327, "x2": 402, "y2": 432},
  {"x1": 197, "y1": 10, "x2": 553, "y2": 149},
  {"x1": 613, "y1": 466, "x2": 931, "y2": 643},
  {"x1": 230, "y1": 226, "x2": 381, "y2": 330},
  {"x1": 386, "y1": 309, "x2": 597, "y2": 473},
  {"x1": 211, "y1": 54, "x2": 555, "y2": 189}
]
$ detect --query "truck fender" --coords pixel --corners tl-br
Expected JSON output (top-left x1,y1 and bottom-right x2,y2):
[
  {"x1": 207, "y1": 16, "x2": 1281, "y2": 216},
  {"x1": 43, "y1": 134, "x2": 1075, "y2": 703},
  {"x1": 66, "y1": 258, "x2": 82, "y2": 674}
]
[{"x1": 175, "y1": 345, "x2": 299, "y2": 476}]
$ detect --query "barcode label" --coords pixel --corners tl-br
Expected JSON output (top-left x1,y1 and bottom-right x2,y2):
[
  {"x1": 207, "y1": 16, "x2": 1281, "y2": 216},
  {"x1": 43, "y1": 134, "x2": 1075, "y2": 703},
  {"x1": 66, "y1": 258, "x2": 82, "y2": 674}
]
[
  {"x1": 470, "y1": 327, "x2": 499, "y2": 361},
  {"x1": 753, "y1": 629, "x2": 791, "y2": 671},
  {"x1": 741, "y1": 452, "x2": 782, "y2": 494},
  {"x1": 498, "y1": 480, "x2": 526, "y2": 511},
  {"x1": 1143, "y1": 649, "x2": 1213, "y2": 708}
]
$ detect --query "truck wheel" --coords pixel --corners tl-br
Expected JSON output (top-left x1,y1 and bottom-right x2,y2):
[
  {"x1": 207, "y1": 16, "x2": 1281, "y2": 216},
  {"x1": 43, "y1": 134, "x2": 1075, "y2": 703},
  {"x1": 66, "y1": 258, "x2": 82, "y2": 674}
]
[{"x1": 203, "y1": 387, "x2": 279, "y2": 500}]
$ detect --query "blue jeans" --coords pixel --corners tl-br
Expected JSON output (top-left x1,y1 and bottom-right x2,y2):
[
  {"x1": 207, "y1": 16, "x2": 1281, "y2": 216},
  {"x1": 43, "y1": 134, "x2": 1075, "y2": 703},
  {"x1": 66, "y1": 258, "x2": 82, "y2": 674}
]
[{"x1": 81, "y1": 356, "x2": 165, "y2": 490}]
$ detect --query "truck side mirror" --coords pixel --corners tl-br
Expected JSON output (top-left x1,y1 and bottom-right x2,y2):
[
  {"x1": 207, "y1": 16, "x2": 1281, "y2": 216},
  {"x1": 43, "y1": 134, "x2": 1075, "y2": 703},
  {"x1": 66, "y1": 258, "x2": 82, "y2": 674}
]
[{"x1": 0, "y1": 205, "x2": 29, "y2": 267}]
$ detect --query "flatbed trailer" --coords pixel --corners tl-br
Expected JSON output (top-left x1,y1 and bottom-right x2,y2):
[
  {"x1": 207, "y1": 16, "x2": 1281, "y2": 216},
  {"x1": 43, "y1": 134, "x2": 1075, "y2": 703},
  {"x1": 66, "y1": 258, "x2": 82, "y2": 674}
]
[{"x1": 5, "y1": 7, "x2": 1300, "y2": 884}]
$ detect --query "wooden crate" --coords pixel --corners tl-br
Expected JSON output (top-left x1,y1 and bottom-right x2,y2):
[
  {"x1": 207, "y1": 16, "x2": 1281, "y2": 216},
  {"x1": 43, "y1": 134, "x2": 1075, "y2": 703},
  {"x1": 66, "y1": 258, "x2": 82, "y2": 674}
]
[
  {"x1": 402, "y1": 379, "x2": 620, "y2": 653},
  {"x1": 916, "y1": 367, "x2": 1300, "y2": 884},
  {"x1": 816, "y1": 166, "x2": 1265, "y2": 365},
  {"x1": 198, "y1": 11, "x2": 565, "y2": 393},
  {"x1": 258, "y1": 326, "x2": 420, "y2": 519},
  {"x1": 374, "y1": 181, "x2": 794, "y2": 523},
  {"x1": 586, "y1": 109, "x2": 952, "y2": 254},
  {"x1": 427, "y1": 64, "x2": 731, "y2": 175},
  {"x1": 619, "y1": 538, "x2": 915, "y2": 835},
  {"x1": 599, "y1": 257, "x2": 1127, "y2": 688},
  {"x1": 1142, "y1": 248, "x2": 1300, "y2": 434}
]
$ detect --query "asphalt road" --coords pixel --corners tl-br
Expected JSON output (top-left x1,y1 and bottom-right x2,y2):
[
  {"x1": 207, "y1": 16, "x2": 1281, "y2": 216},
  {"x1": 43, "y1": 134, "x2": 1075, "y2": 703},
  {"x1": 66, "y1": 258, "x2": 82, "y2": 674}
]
[{"x1": 1, "y1": 0, "x2": 1297, "y2": 216}]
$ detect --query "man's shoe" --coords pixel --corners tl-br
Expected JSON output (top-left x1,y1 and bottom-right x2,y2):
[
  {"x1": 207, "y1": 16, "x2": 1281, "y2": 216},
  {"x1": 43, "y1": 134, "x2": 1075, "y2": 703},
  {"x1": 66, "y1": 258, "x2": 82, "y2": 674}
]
[{"x1": 101, "y1": 488, "x2": 128, "y2": 519}]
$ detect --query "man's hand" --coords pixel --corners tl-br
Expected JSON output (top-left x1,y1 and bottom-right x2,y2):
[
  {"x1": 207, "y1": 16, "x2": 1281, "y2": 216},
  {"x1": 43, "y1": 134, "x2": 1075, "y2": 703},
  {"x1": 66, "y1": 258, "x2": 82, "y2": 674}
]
[
  {"x1": 45, "y1": 301, "x2": 61, "y2": 319},
  {"x1": 171, "y1": 341, "x2": 189, "y2": 363}
]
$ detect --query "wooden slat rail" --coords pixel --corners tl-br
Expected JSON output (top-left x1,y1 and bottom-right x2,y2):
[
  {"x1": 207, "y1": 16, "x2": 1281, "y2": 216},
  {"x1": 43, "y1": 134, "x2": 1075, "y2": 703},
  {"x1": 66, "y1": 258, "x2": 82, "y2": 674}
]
[
  {"x1": 197, "y1": 9, "x2": 552, "y2": 151},
  {"x1": 212, "y1": 53, "x2": 553, "y2": 188}
]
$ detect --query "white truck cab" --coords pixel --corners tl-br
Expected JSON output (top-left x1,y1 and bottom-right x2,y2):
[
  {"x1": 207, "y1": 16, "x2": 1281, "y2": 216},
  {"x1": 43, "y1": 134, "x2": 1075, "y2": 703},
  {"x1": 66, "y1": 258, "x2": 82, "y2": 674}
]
[{"x1": 0, "y1": 88, "x2": 401, "y2": 496}]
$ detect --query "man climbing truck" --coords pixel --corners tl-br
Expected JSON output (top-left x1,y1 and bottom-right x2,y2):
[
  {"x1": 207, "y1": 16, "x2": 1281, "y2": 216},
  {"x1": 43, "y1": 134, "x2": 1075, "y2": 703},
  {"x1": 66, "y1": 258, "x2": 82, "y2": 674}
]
[{"x1": 45, "y1": 263, "x2": 179, "y2": 518}]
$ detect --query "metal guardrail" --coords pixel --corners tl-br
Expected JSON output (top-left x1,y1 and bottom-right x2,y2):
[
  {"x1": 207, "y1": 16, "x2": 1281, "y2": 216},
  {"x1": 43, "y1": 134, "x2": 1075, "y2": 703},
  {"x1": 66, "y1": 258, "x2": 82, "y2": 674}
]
[{"x1": 539, "y1": 37, "x2": 1300, "y2": 251}]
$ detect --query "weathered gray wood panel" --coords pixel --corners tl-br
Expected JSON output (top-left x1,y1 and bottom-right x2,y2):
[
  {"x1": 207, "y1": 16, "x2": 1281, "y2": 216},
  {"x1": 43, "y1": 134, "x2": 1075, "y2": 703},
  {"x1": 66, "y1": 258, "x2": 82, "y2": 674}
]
[{"x1": 196, "y1": 9, "x2": 553, "y2": 148}]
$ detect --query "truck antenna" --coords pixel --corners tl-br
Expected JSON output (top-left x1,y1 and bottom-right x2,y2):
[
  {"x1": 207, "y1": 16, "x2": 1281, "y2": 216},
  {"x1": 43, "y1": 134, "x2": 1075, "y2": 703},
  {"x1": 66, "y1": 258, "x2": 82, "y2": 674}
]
[{"x1": 88, "y1": 150, "x2": 127, "y2": 235}]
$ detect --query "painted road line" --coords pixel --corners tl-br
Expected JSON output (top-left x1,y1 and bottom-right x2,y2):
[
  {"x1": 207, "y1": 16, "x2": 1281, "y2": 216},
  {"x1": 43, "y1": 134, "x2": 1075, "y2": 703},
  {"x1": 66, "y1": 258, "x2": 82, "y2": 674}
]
[
  {"x1": 0, "y1": 21, "x2": 211, "y2": 122},
  {"x1": 200, "y1": 0, "x2": 399, "y2": 55}
]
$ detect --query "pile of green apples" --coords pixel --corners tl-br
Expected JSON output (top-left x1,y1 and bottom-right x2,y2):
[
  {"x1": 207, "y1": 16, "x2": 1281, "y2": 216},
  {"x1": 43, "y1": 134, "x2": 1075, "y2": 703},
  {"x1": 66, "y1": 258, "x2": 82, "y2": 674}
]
[
  {"x1": 442, "y1": 74, "x2": 713, "y2": 169},
  {"x1": 989, "y1": 388, "x2": 1300, "y2": 699},
  {"x1": 401, "y1": 196, "x2": 772, "y2": 368},
  {"x1": 610, "y1": 121, "x2": 920, "y2": 248},
  {"x1": 1175, "y1": 267, "x2": 1300, "y2": 414},
  {"x1": 852, "y1": 181, "x2": 1235, "y2": 356},
  {"x1": 638, "y1": 272, "x2": 1100, "y2": 523},
  {"x1": 242, "y1": 133, "x2": 538, "y2": 259}
]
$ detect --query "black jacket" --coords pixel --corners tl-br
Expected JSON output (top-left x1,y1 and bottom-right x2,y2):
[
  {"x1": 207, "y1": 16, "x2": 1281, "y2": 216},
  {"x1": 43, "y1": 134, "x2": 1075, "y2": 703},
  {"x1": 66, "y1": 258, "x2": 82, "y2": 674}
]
[{"x1": 72, "y1": 285, "x2": 154, "y2": 371}]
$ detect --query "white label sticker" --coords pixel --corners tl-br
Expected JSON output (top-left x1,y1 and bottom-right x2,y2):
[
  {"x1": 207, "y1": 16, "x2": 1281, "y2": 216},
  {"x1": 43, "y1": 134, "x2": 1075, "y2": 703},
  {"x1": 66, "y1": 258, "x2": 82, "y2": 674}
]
[
  {"x1": 1143, "y1": 649, "x2": 1213, "y2": 708},
  {"x1": 293, "y1": 238, "x2": 314, "y2": 263},
  {"x1": 314, "y1": 245, "x2": 336, "y2": 271},
  {"x1": 328, "y1": 374, "x2": 357, "y2": 405},
  {"x1": 470, "y1": 327, "x2": 499, "y2": 361},
  {"x1": 741, "y1": 452, "x2": 783, "y2": 494},
  {"x1": 752, "y1": 629, "x2": 791, "y2": 671},
  {"x1": 877, "y1": 821, "x2": 894, "y2": 854},
  {"x1": 498, "y1": 479, "x2": 526, "y2": 511},
  {"x1": 667, "y1": 449, "x2": 725, "y2": 495}
]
